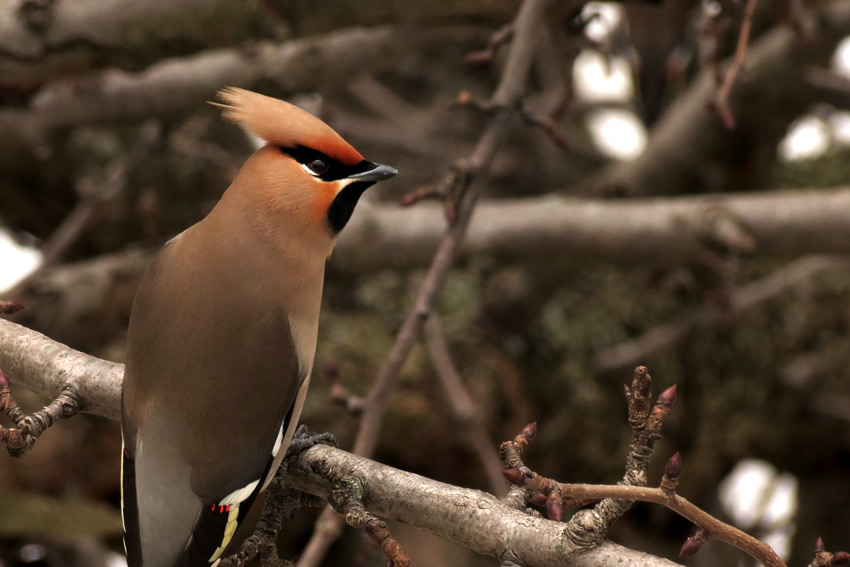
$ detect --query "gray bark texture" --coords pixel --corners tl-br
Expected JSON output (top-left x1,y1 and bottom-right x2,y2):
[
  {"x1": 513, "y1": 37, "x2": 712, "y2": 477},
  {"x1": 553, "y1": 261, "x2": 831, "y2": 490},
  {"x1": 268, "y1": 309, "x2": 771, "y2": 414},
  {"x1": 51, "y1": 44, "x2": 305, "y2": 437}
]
[{"x1": 0, "y1": 316, "x2": 682, "y2": 567}]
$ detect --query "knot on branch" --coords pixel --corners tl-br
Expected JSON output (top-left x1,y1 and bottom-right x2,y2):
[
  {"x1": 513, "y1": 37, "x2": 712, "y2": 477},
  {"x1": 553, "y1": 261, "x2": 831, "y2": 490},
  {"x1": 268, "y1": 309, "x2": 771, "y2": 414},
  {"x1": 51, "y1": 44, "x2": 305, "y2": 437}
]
[{"x1": 563, "y1": 509, "x2": 605, "y2": 550}]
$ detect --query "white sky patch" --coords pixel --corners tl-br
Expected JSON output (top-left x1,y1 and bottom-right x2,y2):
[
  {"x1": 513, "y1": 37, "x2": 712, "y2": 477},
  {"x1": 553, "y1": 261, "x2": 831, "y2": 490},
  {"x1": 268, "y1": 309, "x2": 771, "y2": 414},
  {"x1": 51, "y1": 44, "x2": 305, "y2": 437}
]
[
  {"x1": 581, "y1": 2, "x2": 623, "y2": 43},
  {"x1": 719, "y1": 459, "x2": 798, "y2": 561},
  {"x1": 778, "y1": 115, "x2": 830, "y2": 161},
  {"x1": 763, "y1": 525, "x2": 796, "y2": 562},
  {"x1": 719, "y1": 460, "x2": 773, "y2": 528},
  {"x1": 586, "y1": 109, "x2": 647, "y2": 160},
  {"x1": 0, "y1": 229, "x2": 42, "y2": 292},
  {"x1": 832, "y1": 36, "x2": 850, "y2": 77},
  {"x1": 573, "y1": 50, "x2": 634, "y2": 101},
  {"x1": 762, "y1": 474, "x2": 798, "y2": 527}
]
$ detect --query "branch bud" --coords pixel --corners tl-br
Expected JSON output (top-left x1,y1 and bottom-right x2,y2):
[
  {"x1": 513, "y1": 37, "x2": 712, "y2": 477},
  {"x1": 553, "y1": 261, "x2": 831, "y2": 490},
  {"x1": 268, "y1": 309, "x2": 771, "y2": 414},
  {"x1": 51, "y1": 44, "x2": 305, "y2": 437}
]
[
  {"x1": 834, "y1": 552, "x2": 850, "y2": 566},
  {"x1": 502, "y1": 468, "x2": 525, "y2": 485},
  {"x1": 658, "y1": 385, "x2": 678, "y2": 406},
  {"x1": 521, "y1": 422, "x2": 537, "y2": 441},
  {"x1": 528, "y1": 493, "x2": 547, "y2": 507},
  {"x1": 623, "y1": 384, "x2": 631, "y2": 398},
  {"x1": 0, "y1": 301, "x2": 25, "y2": 315},
  {"x1": 665, "y1": 452, "x2": 683, "y2": 481},
  {"x1": 817, "y1": 538, "x2": 826, "y2": 553},
  {"x1": 546, "y1": 497, "x2": 563, "y2": 522},
  {"x1": 679, "y1": 537, "x2": 703, "y2": 557}
]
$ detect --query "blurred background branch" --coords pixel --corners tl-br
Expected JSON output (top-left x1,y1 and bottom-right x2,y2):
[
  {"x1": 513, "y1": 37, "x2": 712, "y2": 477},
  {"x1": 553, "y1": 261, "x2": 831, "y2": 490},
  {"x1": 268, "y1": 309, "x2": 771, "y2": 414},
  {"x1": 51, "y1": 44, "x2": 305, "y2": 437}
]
[{"x1": 2, "y1": 0, "x2": 850, "y2": 565}]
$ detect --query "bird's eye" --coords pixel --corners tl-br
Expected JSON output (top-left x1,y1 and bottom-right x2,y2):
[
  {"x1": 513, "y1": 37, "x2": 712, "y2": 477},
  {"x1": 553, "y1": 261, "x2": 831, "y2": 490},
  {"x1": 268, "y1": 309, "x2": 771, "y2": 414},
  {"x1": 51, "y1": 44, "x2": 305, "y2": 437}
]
[{"x1": 306, "y1": 159, "x2": 329, "y2": 175}]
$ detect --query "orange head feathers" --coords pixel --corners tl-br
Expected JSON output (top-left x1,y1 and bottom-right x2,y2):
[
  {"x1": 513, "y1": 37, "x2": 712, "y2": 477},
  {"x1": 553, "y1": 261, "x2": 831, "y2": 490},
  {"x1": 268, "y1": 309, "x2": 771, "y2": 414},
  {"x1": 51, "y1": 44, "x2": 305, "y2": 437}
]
[
  {"x1": 211, "y1": 87, "x2": 397, "y2": 241},
  {"x1": 215, "y1": 87, "x2": 364, "y2": 166}
]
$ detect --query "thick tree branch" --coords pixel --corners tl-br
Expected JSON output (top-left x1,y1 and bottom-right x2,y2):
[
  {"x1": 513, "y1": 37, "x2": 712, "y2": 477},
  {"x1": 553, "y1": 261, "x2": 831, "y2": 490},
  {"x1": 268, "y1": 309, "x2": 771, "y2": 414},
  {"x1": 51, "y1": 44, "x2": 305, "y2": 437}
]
[
  {"x1": 0, "y1": 0, "x2": 270, "y2": 92},
  {"x1": 588, "y1": 0, "x2": 850, "y2": 196},
  {"x1": 0, "y1": 318, "x2": 121, "y2": 419},
  {"x1": 336, "y1": 188, "x2": 850, "y2": 272},
  {"x1": 0, "y1": 25, "x2": 488, "y2": 169},
  {"x1": 286, "y1": 444, "x2": 682, "y2": 567},
  {"x1": 10, "y1": 188, "x2": 850, "y2": 348},
  {"x1": 0, "y1": 317, "x2": 682, "y2": 567},
  {"x1": 0, "y1": 0, "x2": 520, "y2": 93}
]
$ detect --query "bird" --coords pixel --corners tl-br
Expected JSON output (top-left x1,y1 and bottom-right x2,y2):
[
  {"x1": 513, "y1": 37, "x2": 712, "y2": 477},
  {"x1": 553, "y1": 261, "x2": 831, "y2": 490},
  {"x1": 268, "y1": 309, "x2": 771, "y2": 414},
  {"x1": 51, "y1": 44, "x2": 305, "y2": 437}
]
[{"x1": 120, "y1": 87, "x2": 397, "y2": 567}]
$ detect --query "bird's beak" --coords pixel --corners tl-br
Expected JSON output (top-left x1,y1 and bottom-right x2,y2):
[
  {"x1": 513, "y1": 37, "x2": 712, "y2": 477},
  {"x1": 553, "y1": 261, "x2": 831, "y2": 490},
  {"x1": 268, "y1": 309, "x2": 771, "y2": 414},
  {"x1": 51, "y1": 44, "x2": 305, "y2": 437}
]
[{"x1": 345, "y1": 163, "x2": 398, "y2": 183}]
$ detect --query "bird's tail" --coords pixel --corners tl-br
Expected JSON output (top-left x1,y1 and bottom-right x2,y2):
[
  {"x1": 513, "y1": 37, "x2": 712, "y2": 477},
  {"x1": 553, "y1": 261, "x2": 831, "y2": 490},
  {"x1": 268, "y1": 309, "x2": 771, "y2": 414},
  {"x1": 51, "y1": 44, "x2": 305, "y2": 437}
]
[{"x1": 121, "y1": 442, "x2": 144, "y2": 567}]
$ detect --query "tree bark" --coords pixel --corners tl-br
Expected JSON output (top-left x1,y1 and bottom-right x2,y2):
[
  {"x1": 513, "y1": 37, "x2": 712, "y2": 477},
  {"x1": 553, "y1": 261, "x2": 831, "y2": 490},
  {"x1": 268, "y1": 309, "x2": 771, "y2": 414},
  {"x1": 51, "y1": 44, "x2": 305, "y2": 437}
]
[
  {"x1": 0, "y1": 316, "x2": 682, "y2": 567},
  {"x1": 0, "y1": 25, "x2": 488, "y2": 170},
  {"x1": 586, "y1": 0, "x2": 850, "y2": 197},
  {"x1": 335, "y1": 188, "x2": 850, "y2": 272}
]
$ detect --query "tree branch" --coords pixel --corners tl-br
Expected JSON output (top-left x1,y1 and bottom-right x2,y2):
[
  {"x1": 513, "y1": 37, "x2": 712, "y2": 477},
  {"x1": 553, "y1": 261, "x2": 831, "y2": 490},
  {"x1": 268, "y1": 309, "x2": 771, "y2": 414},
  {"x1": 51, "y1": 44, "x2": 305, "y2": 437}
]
[
  {"x1": 335, "y1": 188, "x2": 850, "y2": 273},
  {"x1": 588, "y1": 0, "x2": 850, "y2": 196},
  {"x1": 0, "y1": 318, "x2": 122, "y2": 420},
  {"x1": 296, "y1": 0, "x2": 563, "y2": 561},
  {"x1": 0, "y1": 25, "x2": 489, "y2": 170},
  {"x1": 0, "y1": 0, "x2": 269, "y2": 92},
  {"x1": 0, "y1": 317, "x2": 683, "y2": 567},
  {"x1": 594, "y1": 255, "x2": 850, "y2": 372},
  {"x1": 0, "y1": 0, "x2": 520, "y2": 93},
  {"x1": 10, "y1": 188, "x2": 850, "y2": 349}
]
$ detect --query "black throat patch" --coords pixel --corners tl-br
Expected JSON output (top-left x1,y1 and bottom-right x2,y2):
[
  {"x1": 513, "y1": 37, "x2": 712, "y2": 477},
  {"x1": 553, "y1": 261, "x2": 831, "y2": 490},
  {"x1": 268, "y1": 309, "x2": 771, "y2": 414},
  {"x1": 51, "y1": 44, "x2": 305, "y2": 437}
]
[{"x1": 326, "y1": 181, "x2": 374, "y2": 234}]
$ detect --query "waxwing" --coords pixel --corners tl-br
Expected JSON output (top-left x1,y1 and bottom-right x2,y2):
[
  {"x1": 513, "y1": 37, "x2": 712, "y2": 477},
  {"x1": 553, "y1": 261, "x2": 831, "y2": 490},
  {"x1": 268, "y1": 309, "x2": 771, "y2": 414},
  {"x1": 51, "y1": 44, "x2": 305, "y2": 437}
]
[{"x1": 121, "y1": 87, "x2": 397, "y2": 567}]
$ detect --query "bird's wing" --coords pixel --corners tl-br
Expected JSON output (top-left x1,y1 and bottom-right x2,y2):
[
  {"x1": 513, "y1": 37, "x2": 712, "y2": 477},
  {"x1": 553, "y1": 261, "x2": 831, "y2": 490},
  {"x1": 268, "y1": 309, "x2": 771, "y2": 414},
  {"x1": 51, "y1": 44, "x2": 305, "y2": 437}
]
[
  {"x1": 180, "y1": 306, "x2": 305, "y2": 567},
  {"x1": 122, "y1": 242, "x2": 307, "y2": 567}
]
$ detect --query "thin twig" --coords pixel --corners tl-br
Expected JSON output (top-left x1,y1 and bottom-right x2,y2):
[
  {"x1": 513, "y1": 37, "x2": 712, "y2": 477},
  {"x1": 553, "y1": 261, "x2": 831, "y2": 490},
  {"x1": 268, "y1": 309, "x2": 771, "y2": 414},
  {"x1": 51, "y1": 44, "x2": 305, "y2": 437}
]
[
  {"x1": 499, "y1": 370, "x2": 785, "y2": 567},
  {"x1": 594, "y1": 256, "x2": 850, "y2": 373},
  {"x1": 424, "y1": 316, "x2": 507, "y2": 494},
  {"x1": 586, "y1": 367, "x2": 676, "y2": 535},
  {"x1": 809, "y1": 537, "x2": 850, "y2": 567},
  {"x1": 323, "y1": 360, "x2": 365, "y2": 416},
  {"x1": 710, "y1": 0, "x2": 759, "y2": 129},
  {"x1": 0, "y1": 368, "x2": 80, "y2": 457},
  {"x1": 463, "y1": 23, "x2": 515, "y2": 66},
  {"x1": 296, "y1": 1, "x2": 557, "y2": 563}
]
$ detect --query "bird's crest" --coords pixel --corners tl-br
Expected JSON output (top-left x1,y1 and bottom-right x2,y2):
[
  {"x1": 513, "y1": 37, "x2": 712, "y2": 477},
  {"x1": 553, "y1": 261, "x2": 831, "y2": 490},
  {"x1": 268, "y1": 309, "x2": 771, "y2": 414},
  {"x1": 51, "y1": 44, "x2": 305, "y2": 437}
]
[{"x1": 213, "y1": 87, "x2": 364, "y2": 166}]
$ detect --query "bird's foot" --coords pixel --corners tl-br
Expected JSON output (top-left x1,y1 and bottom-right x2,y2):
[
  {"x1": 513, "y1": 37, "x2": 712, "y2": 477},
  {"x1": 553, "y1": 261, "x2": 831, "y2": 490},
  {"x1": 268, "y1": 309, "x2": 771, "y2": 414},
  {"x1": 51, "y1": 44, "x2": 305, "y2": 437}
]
[{"x1": 287, "y1": 424, "x2": 337, "y2": 456}]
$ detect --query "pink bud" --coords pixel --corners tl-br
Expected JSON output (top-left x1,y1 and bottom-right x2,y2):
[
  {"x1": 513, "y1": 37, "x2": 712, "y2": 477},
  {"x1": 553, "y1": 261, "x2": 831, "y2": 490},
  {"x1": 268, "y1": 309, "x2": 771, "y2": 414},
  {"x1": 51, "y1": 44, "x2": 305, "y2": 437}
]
[
  {"x1": 658, "y1": 385, "x2": 678, "y2": 406},
  {"x1": 833, "y1": 551, "x2": 850, "y2": 566},
  {"x1": 546, "y1": 498, "x2": 563, "y2": 522},
  {"x1": 665, "y1": 452, "x2": 682, "y2": 481},
  {"x1": 502, "y1": 468, "x2": 524, "y2": 485},
  {"x1": 528, "y1": 493, "x2": 547, "y2": 507},
  {"x1": 679, "y1": 537, "x2": 703, "y2": 557},
  {"x1": 521, "y1": 422, "x2": 538, "y2": 440},
  {"x1": 0, "y1": 300, "x2": 24, "y2": 315}
]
